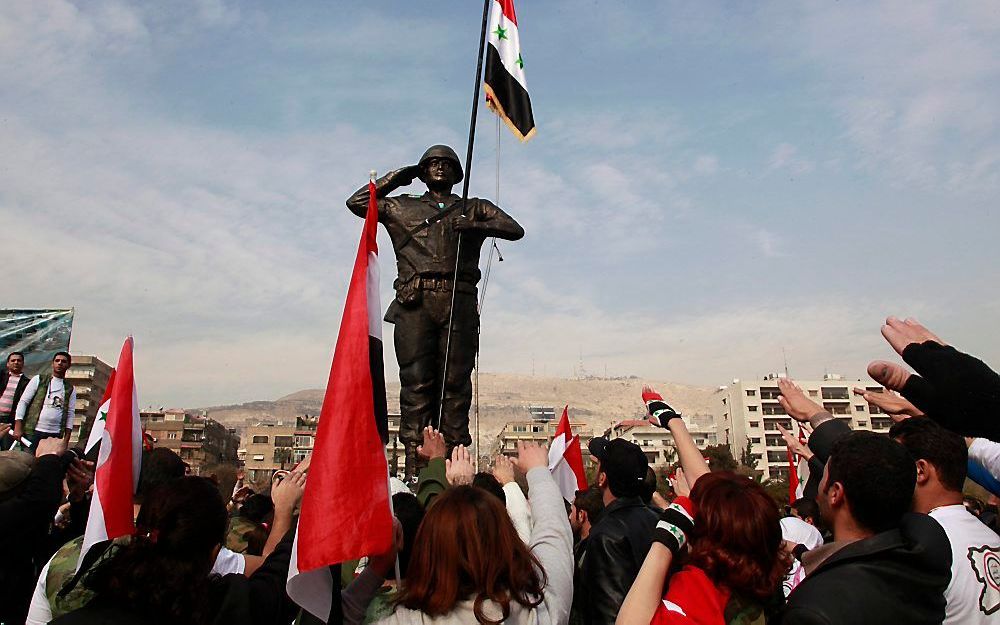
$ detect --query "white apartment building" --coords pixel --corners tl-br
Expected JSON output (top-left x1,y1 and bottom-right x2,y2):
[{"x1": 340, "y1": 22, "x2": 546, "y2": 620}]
[
  {"x1": 603, "y1": 414, "x2": 719, "y2": 467},
  {"x1": 714, "y1": 374, "x2": 891, "y2": 480}
]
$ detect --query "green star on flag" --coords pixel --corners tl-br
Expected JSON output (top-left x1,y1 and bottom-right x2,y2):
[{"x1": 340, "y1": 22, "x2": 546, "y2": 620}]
[
  {"x1": 493, "y1": 25, "x2": 508, "y2": 40},
  {"x1": 484, "y1": 0, "x2": 536, "y2": 141},
  {"x1": 516, "y1": 54, "x2": 524, "y2": 69}
]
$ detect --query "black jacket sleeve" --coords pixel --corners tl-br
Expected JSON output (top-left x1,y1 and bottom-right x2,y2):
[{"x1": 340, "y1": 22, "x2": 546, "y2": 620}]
[
  {"x1": 582, "y1": 529, "x2": 631, "y2": 625},
  {"x1": 902, "y1": 341, "x2": 1000, "y2": 439}
]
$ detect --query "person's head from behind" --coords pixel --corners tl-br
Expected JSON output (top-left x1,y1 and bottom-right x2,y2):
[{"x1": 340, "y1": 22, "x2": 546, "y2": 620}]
[
  {"x1": 686, "y1": 471, "x2": 788, "y2": 601},
  {"x1": 399, "y1": 485, "x2": 544, "y2": 622},
  {"x1": 889, "y1": 417, "x2": 967, "y2": 513},
  {"x1": 239, "y1": 494, "x2": 274, "y2": 524},
  {"x1": 587, "y1": 437, "x2": 648, "y2": 503},
  {"x1": 570, "y1": 486, "x2": 604, "y2": 541},
  {"x1": 472, "y1": 472, "x2": 506, "y2": 505},
  {"x1": 86, "y1": 477, "x2": 228, "y2": 622},
  {"x1": 135, "y1": 447, "x2": 187, "y2": 506},
  {"x1": 392, "y1": 492, "x2": 425, "y2": 578},
  {"x1": 790, "y1": 497, "x2": 820, "y2": 527},
  {"x1": 819, "y1": 431, "x2": 915, "y2": 538},
  {"x1": 6, "y1": 351, "x2": 24, "y2": 375}
]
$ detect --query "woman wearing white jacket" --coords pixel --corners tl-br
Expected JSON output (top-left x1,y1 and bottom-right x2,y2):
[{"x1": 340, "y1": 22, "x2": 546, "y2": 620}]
[{"x1": 343, "y1": 441, "x2": 574, "y2": 625}]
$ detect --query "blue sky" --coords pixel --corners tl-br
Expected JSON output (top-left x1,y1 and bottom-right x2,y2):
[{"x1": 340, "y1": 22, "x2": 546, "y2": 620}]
[{"x1": 3, "y1": 0, "x2": 999, "y2": 407}]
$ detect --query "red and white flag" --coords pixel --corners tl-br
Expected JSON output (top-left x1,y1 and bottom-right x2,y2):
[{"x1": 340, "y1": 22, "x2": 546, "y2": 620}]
[
  {"x1": 78, "y1": 337, "x2": 141, "y2": 570},
  {"x1": 287, "y1": 179, "x2": 392, "y2": 622},
  {"x1": 548, "y1": 406, "x2": 587, "y2": 502},
  {"x1": 84, "y1": 368, "x2": 116, "y2": 454}
]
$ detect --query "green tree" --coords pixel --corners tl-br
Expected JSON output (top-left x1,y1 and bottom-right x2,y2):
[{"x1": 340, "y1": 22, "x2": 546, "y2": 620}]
[
  {"x1": 762, "y1": 478, "x2": 791, "y2": 507},
  {"x1": 701, "y1": 444, "x2": 737, "y2": 472}
]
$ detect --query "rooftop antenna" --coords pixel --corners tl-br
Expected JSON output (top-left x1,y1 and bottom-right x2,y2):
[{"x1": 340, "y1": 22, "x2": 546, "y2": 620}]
[{"x1": 782, "y1": 347, "x2": 789, "y2": 378}]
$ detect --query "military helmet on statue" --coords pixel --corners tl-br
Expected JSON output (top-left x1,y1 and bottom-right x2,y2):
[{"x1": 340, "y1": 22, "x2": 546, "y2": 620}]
[{"x1": 417, "y1": 144, "x2": 464, "y2": 184}]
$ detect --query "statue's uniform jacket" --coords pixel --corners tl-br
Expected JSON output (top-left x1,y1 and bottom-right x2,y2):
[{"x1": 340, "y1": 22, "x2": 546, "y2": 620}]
[{"x1": 347, "y1": 175, "x2": 523, "y2": 449}]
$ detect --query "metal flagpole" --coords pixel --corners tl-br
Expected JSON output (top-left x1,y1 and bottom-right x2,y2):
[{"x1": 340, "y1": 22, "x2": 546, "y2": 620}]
[{"x1": 435, "y1": 0, "x2": 492, "y2": 433}]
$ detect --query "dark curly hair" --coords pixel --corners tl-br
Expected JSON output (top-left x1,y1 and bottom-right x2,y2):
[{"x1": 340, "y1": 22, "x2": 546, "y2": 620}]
[
  {"x1": 685, "y1": 471, "x2": 789, "y2": 601},
  {"x1": 84, "y1": 476, "x2": 229, "y2": 623}
]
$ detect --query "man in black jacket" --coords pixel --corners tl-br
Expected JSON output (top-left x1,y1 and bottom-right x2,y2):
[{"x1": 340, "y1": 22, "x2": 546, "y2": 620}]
[
  {"x1": 581, "y1": 437, "x2": 658, "y2": 625},
  {"x1": 0, "y1": 352, "x2": 30, "y2": 448},
  {"x1": 781, "y1": 431, "x2": 951, "y2": 625},
  {"x1": 0, "y1": 437, "x2": 74, "y2": 625}
]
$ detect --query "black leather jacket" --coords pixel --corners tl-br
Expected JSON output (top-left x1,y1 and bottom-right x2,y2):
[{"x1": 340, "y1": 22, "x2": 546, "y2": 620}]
[
  {"x1": 780, "y1": 513, "x2": 951, "y2": 625},
  {"x1": 581, "y1": 496, "x2": 658, "y2": 625}
]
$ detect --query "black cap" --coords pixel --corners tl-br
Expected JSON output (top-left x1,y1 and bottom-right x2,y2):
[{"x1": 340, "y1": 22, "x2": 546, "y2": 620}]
[{"x1": 588, "y1": 437, "x2": 649, "y2": 498}]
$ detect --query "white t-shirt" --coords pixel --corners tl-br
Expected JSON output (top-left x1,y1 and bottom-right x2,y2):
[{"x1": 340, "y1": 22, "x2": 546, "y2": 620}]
[
  {"x1": 15, "y1": 376, "x2": 76, "y2": 433},
  {"x1": 781, "y1": 516, "x2": 824, "y2": 597},
  {"x1": 930, "y1": 504, "x2": 1000, "y2": 623}
]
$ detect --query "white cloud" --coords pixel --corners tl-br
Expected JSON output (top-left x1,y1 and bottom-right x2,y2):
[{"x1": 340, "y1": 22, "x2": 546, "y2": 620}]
[{"x1": 769, "y1": 143, "x2": 814, "y2": 175}]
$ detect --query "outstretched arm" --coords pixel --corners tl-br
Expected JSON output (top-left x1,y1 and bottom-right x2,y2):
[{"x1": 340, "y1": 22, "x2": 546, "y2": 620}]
[
  {"x1": 345, "y1": 166, "x2": 420, "y2": 217},
  {"x1": 643, "y1": 386, "x2": 709, "y2": 486}
]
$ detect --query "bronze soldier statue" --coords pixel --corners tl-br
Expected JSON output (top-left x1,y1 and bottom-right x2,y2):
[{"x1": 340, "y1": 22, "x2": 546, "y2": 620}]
[{"x1": 347, "y1": 145, "x2": 524, "y2": 479}]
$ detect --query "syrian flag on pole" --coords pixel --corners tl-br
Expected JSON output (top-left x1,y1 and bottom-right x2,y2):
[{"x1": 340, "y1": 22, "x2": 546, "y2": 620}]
[
  {"x1": 84, "y1": 368, "x2": 117, "y2": 454},
  {"x1": 484, "y1": 0, "x2": 536, "y2": 141},
  {"x1": 287, "y1": 179, "x2": 392, "y2": 622},
  {"x1": 548, "y1": 406, "x2": 588, "y2": 503},
  {"x1": 794, "y1": 427, "x2": 810, "y2": 500},
  {"x1": 78, "y1": 338, "x2": 141, "y2": 571}
]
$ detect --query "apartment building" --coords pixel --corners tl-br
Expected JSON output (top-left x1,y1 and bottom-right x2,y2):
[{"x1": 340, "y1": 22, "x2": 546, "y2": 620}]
[
  {"x1": 714, "y1": 374, "x2": 889, "y2": 480},
  {"x1": 141, "y1": 409, "x2": 240, "y2": 474},
  {"x1": 66, "y1": 355, "x2": 113, "y2": 444},
  {"x1": 240, "y1": 413, "x2": 408, "y2": 482},
  {"x1": 495, "y1": 412, "x2": 595, "y2": 462},
  {"x1": 603, "y1": 413, "x2": 719, "y2": 467}
]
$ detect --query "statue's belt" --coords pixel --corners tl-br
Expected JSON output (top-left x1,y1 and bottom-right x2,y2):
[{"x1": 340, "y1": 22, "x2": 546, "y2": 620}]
[{"x1": 402, "y1": 276, "x2": 477, "y2": 293}]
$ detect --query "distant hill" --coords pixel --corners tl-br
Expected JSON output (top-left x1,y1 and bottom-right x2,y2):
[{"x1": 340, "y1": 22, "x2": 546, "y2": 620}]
[{"x1": 196, "y1": 373, "x2": 718, "y2": 447}]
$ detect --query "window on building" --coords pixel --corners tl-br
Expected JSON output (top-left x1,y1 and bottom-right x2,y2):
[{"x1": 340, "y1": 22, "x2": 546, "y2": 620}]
[
  {"x1": 763, "y1": 418, "x2": 792, "y2": 431},
  {"x1": 643, "y1": 440, "x2": 652, "y2": 446},
  {"x1": 513, "y1": 425, "x2": 527, "y2": 433},
  {"x1": 274, "y1": 436, "x2": 294, "y2": 448},
  {"x1": 871, "y1": 417, "x2": 892, "y2": 430},
  {"x1": 767, "y1": 451, "x2": 788, "y2": 463},
  {"x1": 771, "y1": 467, "x2": 791, "y2": 480},
  {"x1": 823, "y1": 402, "x2": 851, "y2": 415},
  {"x1": 765, "y1": 434, "x2": 784, "y2": 447},
  {"x1": 855, "y1": 405, "x2": 866, "y2": 412},
  {"x1": 759, "y1": 387, "x2": 780, "y2": 400},
  {"x1": 748, "y1": 405, "x2": 758, "y2": 412},
  {"x1": 821, "y1": 387, "x2": 850, "y2": 400},
  {"x1": 295, "y1": 436, "x2": 313, "y2": 447},
  {"x1": 532, "y1": 426, "x2": 543, "y2": 433},
  {"x1": 252, "y1": 435, "x2": 269, "y2": 444},
  {"x1": 762, "y1": 404, "x2": 786, "y2": 415},
  {"x1": 749, "y1": 421, "x2": 760, "y2": 428},
  {"x1": 751, "y1": 437, "x2": 762, "y2": 444},
  {"x1": 252, "y1": 454, "x2": 265, "y2": 461},
  {"x1": 746, "y1": 389, "x2": 756, "y2": 397},
  {"x1": 808, "y1": 390, "x2": 819, "y2": 397},
  {"x1": 167, "y1": 432, "x2": 178, "y2": 440},
  {"x1": 858, "y1": 420, "x2": 868, "y2": 428},
  {"x1": 694, "y1": 438, "x2": 704, "y2": 445}
]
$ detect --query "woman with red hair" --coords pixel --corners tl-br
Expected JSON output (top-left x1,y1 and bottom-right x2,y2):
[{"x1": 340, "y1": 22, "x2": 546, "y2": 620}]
[
  {"x1": 616, "y1": 387, "x2": 789, "y2": 625},
  {"x1": 346, "y1": 441, "x2": 573, "y2": 625}
]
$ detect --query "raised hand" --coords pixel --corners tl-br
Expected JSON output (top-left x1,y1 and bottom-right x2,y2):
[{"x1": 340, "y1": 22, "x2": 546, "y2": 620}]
[
  {"x1": 670, "y1": 467, "x2": 691, "y2": 497},
  {"x1": 880, "y1": 317, "x2": 945, "y2": 356},
  {"x1": 776, "y1": 423, "x2": 813, "y2": 460},
  {"x1": 777, "y1": 377, "x2": 823, "y2": 423},
  {"x1": 512, "y1": 440, "x2": 549, "y2": 473},
  {"x1": 36, "y1": 436, "x2": 67, "y2": 458},
  {"x1": 445, "y1": 445, "x2": 474, "y2": 486},
  {"x1": 67, "y1": 458, "x2": 96, "y2": 502},
  {"x1": 417, "y1": 426, "x2": 447, "y2": 461},
  {"x1": 272, "y1": 470, "x2": 307, "y2": 513},
  {"x1": 642, "y1": 385, "x2": 681, "y2": 428},
  {"x1": 852, "y1": 387, "x2": 923, "y2": 422},
  {"x1": 492, "y1": 454, "x2": 516, "y2": 485}
]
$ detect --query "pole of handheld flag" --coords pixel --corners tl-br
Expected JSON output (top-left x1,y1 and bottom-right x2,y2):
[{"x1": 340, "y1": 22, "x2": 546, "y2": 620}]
[{"x1": 436, "y1": 0, "x2": 492, "y2": 433}]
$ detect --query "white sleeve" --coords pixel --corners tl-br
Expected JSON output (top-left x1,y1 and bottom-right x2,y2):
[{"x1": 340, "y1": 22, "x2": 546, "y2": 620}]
[
  {"x1": 212, "y1": 547, "x2": 246, "y2": 576},
  {"x1": 26, "y1": 556, "x2": 54, "y2": 625},
  {"x1": 66, "y1": 387, "x2": 76, "y2": 429},
  {"x1": 15, "y1": 375, "x2": 40, "y2": 421},
  {"x1": 502, "y1": 482, "x2": 532, "y2": 544},
  {"x1": 969, "y1": 438, "x2": 1000, "y2": 480}
]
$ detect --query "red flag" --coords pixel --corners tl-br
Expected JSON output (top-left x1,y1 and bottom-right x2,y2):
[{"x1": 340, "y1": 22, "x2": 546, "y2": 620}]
[
  {"x1": 548, "y1": 406, "x2": 588, "y2": 502},
  {"x1": 287, "y1": 180, "x2": 392, "y2": 621},
  {"x1": 78, "y1": 337, "x2": 141, "y2": 570}
]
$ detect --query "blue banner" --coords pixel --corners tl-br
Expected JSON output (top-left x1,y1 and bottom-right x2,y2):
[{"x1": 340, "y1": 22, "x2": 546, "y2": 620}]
[{"x1": 0, "y1": 309, "x2": 74, "y2": 376}]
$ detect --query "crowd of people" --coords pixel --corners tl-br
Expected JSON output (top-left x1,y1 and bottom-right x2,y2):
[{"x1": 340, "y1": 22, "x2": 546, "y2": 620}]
[{"x1": 1, "y1": 315, "x2": 999, "y2": 624}]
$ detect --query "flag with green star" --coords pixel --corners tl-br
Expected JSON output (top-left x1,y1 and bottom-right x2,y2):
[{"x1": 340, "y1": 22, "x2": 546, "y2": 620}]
[
  {"x1": 84, "y1": 367, "x2": 116, "y2": 453},
  {"x1": 484, "y1": 0, "x2": 535, "y2": 141}
]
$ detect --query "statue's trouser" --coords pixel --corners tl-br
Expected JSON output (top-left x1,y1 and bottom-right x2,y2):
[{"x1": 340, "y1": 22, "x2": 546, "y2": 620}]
[{"x1": 394, "y1": 289, "x2": 479, "y2": 455}]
